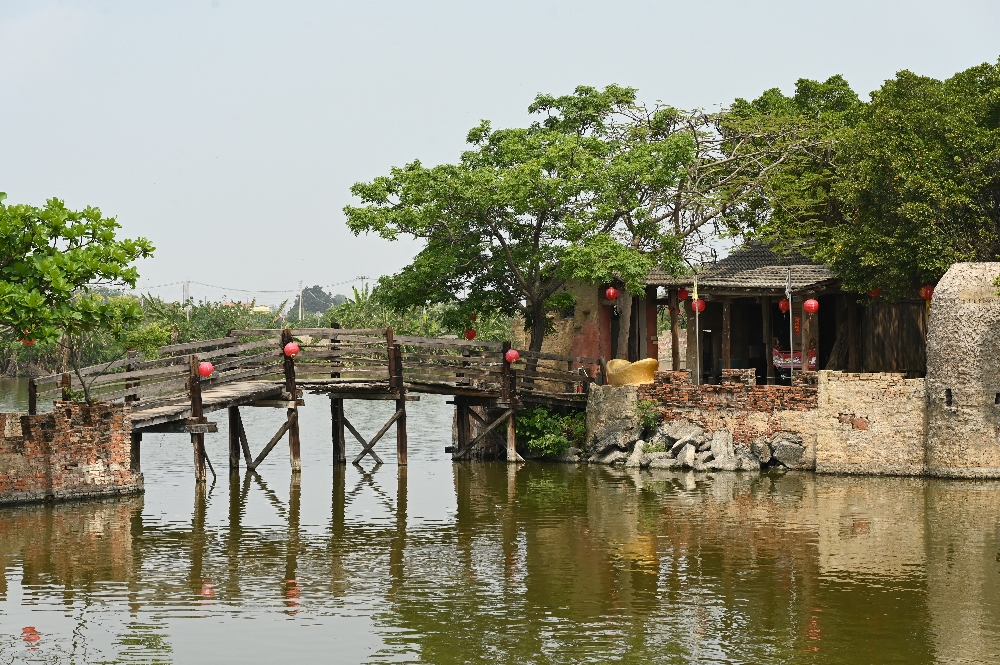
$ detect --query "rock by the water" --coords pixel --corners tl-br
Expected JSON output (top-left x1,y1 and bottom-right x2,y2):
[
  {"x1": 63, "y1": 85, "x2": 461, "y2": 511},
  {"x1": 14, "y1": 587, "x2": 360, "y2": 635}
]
[
  {"x1": 557, "y1": 447, "x2": 583, "y2": 463},
  {"x1": 710, "y1": 430, "x2": 735, "y2": 463},
  {"x1": 670, "y1": 435, "x2": 695, "y2": 457},
  {"x1": 737, "y1": 454, "x2": 762, "y2": 470},
  {"x1": 598, "y1": 449, "x2": 628, "y2": 465},
  {"x1": 771, "y1": 433, "x2": 805, "y2": 467},
  {"x1": 678, "y1": 443, "x2": 697, "y2": 468},
  {"x1": 624, "y1": 441, "x2": 646, "y2": 468},
  {"x1": 664, "y1": 419, "x2": 704, "y2": 443},
  {"x1": 696, "y1": 450, "x2": 715, "y2": 465},
  {"x1": 649, "y1": 455, "x2": 680, "y2": 469},
  {"x1": 697, "y1": 439, "x2": 712, "y2": 452},
  {"x1": 752, "y1": 438, "x2": 772, "y2": 465}
]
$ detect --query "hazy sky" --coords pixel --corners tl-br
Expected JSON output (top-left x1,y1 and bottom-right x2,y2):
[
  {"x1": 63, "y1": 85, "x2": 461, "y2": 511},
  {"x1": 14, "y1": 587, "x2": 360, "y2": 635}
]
[{"x1": 1, "y1": 1, "x2": 997, "y2": 307}]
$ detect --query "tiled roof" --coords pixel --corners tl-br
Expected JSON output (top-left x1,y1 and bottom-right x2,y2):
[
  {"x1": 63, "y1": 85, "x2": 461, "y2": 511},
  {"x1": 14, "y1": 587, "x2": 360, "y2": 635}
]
[{"x1": 647, "y1": 242, "x2": 838, "y2": 291}]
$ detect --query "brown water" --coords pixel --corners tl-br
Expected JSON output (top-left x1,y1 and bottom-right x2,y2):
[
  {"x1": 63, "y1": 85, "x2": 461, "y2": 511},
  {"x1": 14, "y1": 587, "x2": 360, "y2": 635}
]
[{"x1": 2, "y1": 383, "x2": 1000, "y2": 663}]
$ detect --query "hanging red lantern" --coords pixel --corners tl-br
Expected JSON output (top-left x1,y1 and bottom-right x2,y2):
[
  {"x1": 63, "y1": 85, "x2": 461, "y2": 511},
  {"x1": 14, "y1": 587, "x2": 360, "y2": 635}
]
[
  {"x1": 778, "y1": 299, "x2": 790, "y2": 313},
  {"x1": 505, "y1": 349, "x2": 520, "y2": 363},
  {"x1": 21, "y1": 337, "x2": 35, "y2": 346},
  {"x1": 869, "y1": 287, "x2": 882, "y2": 298},
  {"x1": 464, "y1": 328, "x2": 477, "y2": 340},
  {"x1": 692, "y1": 298, "x2": 706, "y2": 313},
  {"x1": 919, "y1": 285, "x2": 934, "y2": 301},
  {"x1": 283, "y1": 342, "x2": 300, "y2": 357},
  {"x1": 677, "y1": 288, "x2": 689, "y2": 301},
  {"x1": 605, "y1": 287, "x2": 618, "y2": 301},
  {"x1": 803, "y1": 298, "x2": 819, "y2": 314},
  {"x1": 198, "y1": 361, "x2": 214, "y2": 377}
]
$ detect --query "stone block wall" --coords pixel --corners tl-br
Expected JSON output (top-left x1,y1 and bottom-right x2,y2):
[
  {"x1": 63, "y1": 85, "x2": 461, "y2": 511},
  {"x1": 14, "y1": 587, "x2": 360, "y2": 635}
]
[
  {"x1": 0, "y1": 402, "x2": 143, "y2": 505},
  {"x1": 815, "y1": 371, "x2": 927, "y2": 476}
]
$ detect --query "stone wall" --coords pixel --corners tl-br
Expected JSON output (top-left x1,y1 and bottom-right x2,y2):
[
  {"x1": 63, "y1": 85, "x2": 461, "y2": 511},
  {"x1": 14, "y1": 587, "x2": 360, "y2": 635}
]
[
  {"x1": 0, "y1": 402, "x2": 143, "y2": 505},
  {"x1": 815, "y1": 371, "x2": 927, "y2": 476}
]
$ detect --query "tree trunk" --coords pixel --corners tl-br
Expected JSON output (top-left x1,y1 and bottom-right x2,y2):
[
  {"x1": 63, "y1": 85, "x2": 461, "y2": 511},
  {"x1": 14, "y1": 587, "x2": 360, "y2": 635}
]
[{"x1": 615, "y1": 287, "x2": 632, "y2": 360}]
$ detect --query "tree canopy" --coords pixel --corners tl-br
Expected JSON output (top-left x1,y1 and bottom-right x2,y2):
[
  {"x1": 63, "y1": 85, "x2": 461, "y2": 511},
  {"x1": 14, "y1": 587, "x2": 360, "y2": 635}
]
[
  {"x1": 345, "y1": 85, "x2": 694, "y2": 352},
  {"x1": 726, "y1": 61, "x2": 1000, "y2": 298}
]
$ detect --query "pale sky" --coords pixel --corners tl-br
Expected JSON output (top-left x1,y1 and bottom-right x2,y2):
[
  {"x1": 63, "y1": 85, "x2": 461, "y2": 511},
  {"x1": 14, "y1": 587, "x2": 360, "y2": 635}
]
[{"x1": 1, "y1": 0, "x2": 997, "y2": 307}]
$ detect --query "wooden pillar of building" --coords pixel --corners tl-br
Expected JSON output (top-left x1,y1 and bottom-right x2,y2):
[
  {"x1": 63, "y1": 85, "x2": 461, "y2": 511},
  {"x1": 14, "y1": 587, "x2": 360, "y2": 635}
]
[
  {"x1": 454, "y1": 398, "x2": 469, "y2": 461},
  {"x1": 645, "y1": 286, "x2": 658, "y2": 360},
  {"x1": 721, "y1": 296, "x2": 732, "y2": 370},
  {"x1": 189, "y1": 355, "x2": 207, "y2": 483},
  {"x1": 130, "y1": 431, "x2": 141, "y2": 474},
  {"x1": 386, "y1": 328, "x2": 408, "y2": 466},
  {"x1": 801, "y1": 302, "x2": 813, "y2": 371},
  {"x1": 762, "y1": 296, "x2": 775, "y2": 385},
  {"x1": 281, "y1": 329, "x2": 301, "y2": 472},
  {"x1": 669, "y1": 289, "x2": 680, "y2": 371},
  {"x1": 228, "y1": 406, "x2": 241, "y2": 471},
  {"x1": 847, "y1": 297, "x2": 860, "y2": 372}
]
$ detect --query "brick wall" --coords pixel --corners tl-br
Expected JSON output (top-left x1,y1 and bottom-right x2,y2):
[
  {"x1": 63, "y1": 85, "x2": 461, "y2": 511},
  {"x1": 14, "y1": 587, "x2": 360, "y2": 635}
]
[
  {"x1": 638, "y1": 370, "x2": 819, "y2": 414},
  {"x1": 0, "y1": 402, "x2": 143, "y2": 505},
  {"x1": 815, "y1": 370, "x2": 927, "y2": 476}
]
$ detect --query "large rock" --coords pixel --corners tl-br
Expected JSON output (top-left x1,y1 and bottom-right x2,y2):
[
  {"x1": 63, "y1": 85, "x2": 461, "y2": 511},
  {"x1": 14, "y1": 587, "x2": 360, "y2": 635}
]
[
  {"x1": 649, "y1": 454, "x2": 680, "y2": 469},
  {"x1": 663, "y1": 419, "x2": 704, "y2": 442},
  {"x1": 751, "y1": 438, "x2": 772, "y2": 465},
  {"x1": 624, "y1": 441, "x2": 646, "y2": 468},
  {"x1": 677, "y1": 443, "x2": 696, "y2": 468},
  {"x1": 771, "y1": 432, "x2": 806, "y2": 468},
  {"x1": 589, "y1": 448, "x2": 628, "y2": 465},
  {"x1": 710, "y1": 430, "x2": 735, "y2": 463},
  {"x1": 557, "y1": 447, "x2": 583, "y2": 463}
]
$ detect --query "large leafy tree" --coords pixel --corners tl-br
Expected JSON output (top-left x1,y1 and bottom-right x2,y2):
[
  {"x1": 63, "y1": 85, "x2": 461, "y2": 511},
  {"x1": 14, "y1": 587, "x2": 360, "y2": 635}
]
[
  {"x1": 727, "y1": 62, "x2": 1000, "y2": 297},
  {"x1": 0, "y1": 194, "x2": 155, "y2": 401},
  {"x1": 344, "y1": 85, "x2": 693, "y2": 353}
]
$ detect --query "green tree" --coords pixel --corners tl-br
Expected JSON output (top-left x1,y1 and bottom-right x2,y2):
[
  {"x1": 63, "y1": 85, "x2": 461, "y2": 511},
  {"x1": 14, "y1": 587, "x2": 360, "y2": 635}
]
[
  {"x1": 0, "y1": 194, "x2": 154, "y2": 344},
  {"x1": 344, "y1": 85, "x2": 692, "y2": 354},
  {"x1": 727, "y1": 61, "x2": 1000, "y2": 297}
]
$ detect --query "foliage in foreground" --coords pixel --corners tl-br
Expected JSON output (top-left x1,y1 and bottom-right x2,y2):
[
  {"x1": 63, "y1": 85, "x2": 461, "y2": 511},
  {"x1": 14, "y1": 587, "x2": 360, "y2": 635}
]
[{"x1": 516, "y1": 407, "x2": 587, "y2": 458}]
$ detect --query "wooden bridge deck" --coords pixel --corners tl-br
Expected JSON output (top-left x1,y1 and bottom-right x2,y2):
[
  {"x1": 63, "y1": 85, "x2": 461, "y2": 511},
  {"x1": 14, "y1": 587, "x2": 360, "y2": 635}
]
[{"x1": 28, "y1": 327, "x2": 601, "y2": 481}]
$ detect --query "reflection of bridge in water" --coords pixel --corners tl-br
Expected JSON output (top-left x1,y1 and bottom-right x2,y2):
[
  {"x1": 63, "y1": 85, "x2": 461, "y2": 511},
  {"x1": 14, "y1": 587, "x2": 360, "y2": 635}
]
[{"x1": 28, "y1": 327, "x2": 595, "y2": 482}]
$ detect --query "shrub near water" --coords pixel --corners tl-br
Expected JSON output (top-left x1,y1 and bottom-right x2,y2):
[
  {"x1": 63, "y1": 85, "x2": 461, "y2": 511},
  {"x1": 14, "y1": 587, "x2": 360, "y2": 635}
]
[{"x1": 516, "y1": 408, "x2": 586, "y2": 458}]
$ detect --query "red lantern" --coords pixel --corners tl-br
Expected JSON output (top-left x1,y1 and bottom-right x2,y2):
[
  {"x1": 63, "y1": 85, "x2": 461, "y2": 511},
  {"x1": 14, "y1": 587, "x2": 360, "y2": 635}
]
[
  {"x1": 692, "y1": 298, "x2": 706, "y2": 313},
  {"x1": 920, "y1": 285, "x2": 934, "y2": 301},
  {"x1": 21, "y1": 338, "x2": 35, "y2": 346},
  {"x1": 470, "y1": 314, "x2": 477, "y2": 322},
  {"x1": 803, "y1": 298, "x2": 819, "y2": 314},
  {"x1": 283, "y1": 342, "x2": 300, "y2": 357},
  {"x1": 605, "y1": 287, "x2": 618, "y2": 301},
  {"x1": 677, "y1": 288, "x2": 689, "y2": 301},
  {"x1": 505, "y1": 349, "x2": 520, "y2": 363},
  {"x1": 778, "y1": 299, "x2": 790, "y2": 313},
  {"x1": 464, "y1": 328, "x2": 477, "y2": 340},
  {"x1": 198, "y1": 361, "x2": 214, "y2": 377},
  {"x1": 869, "y1": 287, "x2": 882, "y2": 298}
]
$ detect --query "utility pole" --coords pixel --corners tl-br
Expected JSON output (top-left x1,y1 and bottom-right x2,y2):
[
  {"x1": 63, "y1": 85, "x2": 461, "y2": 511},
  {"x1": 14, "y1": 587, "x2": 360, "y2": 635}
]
[
  {"x1": 183, "y1": 279, "x2": 191, "y2": 321},
  {"x1": 298, "y1": 280, "x2": 304, "y2": 323},
  {"x1": 786, "y1": 269, "x2": 794, "y2": 381}
]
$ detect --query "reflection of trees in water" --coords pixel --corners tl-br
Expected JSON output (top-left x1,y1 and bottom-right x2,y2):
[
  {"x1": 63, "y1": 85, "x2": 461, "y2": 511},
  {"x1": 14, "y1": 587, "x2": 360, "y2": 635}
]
[{"x1": 5, "y1": 467, "x2": 1000, "y2": 662}]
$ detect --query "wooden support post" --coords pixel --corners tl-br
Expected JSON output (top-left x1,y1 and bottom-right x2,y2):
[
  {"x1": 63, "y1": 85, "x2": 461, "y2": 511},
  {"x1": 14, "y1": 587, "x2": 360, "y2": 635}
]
[
  {"x1": 189, "y1": 355, "x2": 207, "y2": 483},
  {"x1": 669, "y1": 289, "x2": 680, "y2": 371},
  {"x1": 125, "y1": 350, "x2": 139, "y2": 404},
  {"x1": 331, "y1": 397, "x2": 345, "y2": 463},
  {"x1": 394, "y1": 344, "x2": 408, "y2": 466},
  {"x1": 848, "y1": 296, "x2": 860, "y2": 372},
  {"x1": 228, "y1": 406, "x2": 241, "y2": 471},
  {"x1": 281, "y1": 329, "x2": 301, "y2": 472},
  {"x1": 802, "y1": 303, "x2": 813, "y2": 371},
  {"x1": 454, "y1": 398, "x2": 469, "y2": 461},
  {"x1": 722, "y1": 296, "x2": 732, "y2": 370},
  {"x1": 130, "y1": 431, "x2": 141, "y2": 473},
  {"x1": 28, "y1": 379, "x2": 37, "y2": 415},
  {"x1": 763, "y1": 296, "x2": 775, "y2": 385},
  {"x1": 61, "y1": 372, "x2": 71, "y2": 400},
  {"x1": 506, "y1": 409, "x2": 522, "y2": 463}
]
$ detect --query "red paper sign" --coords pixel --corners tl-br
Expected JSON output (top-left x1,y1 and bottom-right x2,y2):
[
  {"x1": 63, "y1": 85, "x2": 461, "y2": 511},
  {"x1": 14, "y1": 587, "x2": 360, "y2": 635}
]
[{"x1": 772, "y1": 349, "x2": 817, "y2": 369}]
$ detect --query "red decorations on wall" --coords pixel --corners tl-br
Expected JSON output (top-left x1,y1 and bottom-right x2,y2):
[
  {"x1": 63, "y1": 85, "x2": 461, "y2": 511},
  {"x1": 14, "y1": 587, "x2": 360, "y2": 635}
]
[
  {"x1": 692, "y1": 298, "x2": 706, "y2": 313},
  {"x1": 198, "y1": 361, "x2": 214, "y2": 377},
  {"x1": 283, "y1": 342, "x2": 300, "y2": 357},
  {"x1": 920, "y1": 285, "x2": 935, "y2": 301},
  {"x1": 464, "y1": 329, "x2": 477, "y2": 340},
  {"x1": 794, "y1": 316, "x2": 801, "y2": 334},
  {"x1": 677, "y1": 288, "x2": 689, "y2": 301},
  {"x1": 505, "y1": 349, "x2": 520, "y2": 363},
  {"x1": 869, "y1": 287, "x2": 882, "y2": 298},
  {"x1": 605, "y1": 287, "x2": 618, "y2": 301},
  {"x1": 778, "y1": 299, "x2": 790, "y2": 313},
  {"x1": 803, "y1": 298, "x2": 819, "y2": 314}
]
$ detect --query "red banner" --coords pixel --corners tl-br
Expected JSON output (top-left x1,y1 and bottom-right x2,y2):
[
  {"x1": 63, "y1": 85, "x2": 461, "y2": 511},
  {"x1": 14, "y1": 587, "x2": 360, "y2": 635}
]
[{"x1": 772, "y1": 349, "x2": 817, "y2": 369}]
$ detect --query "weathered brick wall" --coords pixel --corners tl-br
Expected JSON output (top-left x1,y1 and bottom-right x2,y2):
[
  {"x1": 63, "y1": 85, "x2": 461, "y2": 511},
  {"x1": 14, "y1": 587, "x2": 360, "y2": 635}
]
[
  {"x1": 638, "y1": 370, "x2": 819, "y2": 414},
  {"x1": 0, "y1": 402, "x2": 143, "y2": 505},
  {"x1": 815, "y1": 370, "x2": 927, "y2": 476}
]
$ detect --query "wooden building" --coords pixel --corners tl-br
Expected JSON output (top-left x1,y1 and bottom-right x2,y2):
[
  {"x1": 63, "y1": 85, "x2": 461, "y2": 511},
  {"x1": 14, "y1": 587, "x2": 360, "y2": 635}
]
[{"x1": 646, "y1": 242, "x2": 928, "y2": 385}]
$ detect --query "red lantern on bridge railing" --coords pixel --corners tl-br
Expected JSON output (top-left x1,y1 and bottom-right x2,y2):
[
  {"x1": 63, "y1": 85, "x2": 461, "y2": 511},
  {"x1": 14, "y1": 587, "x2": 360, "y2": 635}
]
[
  {"x1": 605, "y1": 287, "x2": 618, "y2": 301},
  {"x1": 677, "y1": 288, "x2": 689, "y2": 301},
  {"x1": 198, "y1": 361, "x2": 214, "y2": 377},
  {"x1": 283, "y1": 342, "x2": 300, "y2": 357},
  {"x1": 920, "y1": 285, "x2": 935, "y2": 301},
  {"x1": 778, "y1": 298, "x2": 790, "y2": 313},
  {"x1": 692, "y1": 298, "x2": 706, "y2": 313},
  {"x1": 869, "y1": 287, "x2": 882, "y2": 298},
  {"x1": 803, "y1": 298, "x2": 819, "y2": 314},
  {"x1": 464, "y1": 328, "x2": 477, "y2": 340},
  {"x1": 505, "y1": 349, "x2": 520, "y2": 363}
]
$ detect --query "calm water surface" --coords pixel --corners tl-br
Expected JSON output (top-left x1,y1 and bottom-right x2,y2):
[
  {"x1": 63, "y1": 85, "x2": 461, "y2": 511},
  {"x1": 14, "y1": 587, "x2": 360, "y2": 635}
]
[{"x1": 1, "y1": 379, "x2": 1000, "y2": 663}]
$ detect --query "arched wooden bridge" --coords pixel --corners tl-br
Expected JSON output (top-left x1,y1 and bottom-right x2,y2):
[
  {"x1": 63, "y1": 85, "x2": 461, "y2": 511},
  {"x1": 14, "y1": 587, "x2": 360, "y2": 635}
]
[{"x1": 28, "y1": 328, "x2": 602, "y2": 481}]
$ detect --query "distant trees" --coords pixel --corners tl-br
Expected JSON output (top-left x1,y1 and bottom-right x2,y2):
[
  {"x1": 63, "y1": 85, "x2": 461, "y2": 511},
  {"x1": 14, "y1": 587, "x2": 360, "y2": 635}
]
[{"x1": 724, "y1": 60, "x2": 1000, "y2": 297}]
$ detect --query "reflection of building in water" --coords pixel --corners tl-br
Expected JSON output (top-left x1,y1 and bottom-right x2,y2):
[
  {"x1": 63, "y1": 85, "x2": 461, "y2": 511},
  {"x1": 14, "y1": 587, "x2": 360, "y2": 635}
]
[{"x1": 0, "y1": 496, "x2": 143, "y2": 591}]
